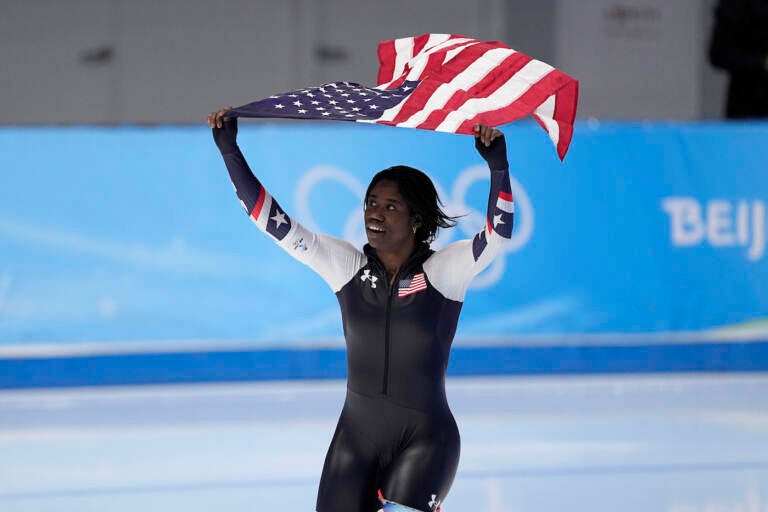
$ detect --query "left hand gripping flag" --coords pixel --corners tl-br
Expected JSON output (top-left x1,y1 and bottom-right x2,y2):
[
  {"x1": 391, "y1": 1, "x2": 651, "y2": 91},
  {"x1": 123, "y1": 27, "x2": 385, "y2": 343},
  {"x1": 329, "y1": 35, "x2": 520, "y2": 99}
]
[{"x1": 228, "y1": 33, "x2": 579, "y2": 160}]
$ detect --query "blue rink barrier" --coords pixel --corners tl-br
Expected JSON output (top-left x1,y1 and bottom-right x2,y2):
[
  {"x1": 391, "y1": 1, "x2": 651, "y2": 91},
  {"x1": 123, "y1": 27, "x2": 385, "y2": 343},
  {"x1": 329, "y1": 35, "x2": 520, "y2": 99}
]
[
  {"x1": 2, "y1": 341, "x2": 767, "y2": 389},
  {"x1": 1, "y1": 121, "x2": 767, "y2": 388}
]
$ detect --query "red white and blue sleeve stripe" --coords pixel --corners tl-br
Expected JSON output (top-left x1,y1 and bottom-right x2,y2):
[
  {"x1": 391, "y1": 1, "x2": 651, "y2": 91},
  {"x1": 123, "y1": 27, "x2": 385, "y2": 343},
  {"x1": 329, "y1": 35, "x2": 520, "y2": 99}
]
[
  {"x1": 471, "y1": 167, "x2": 514, "y2": 261},
  {"x1": 423, "y1": 163, "x2": 514, "y2": 302},
  {"x1": 221, "y1": 150, "x2": 292, "y2": 241}
]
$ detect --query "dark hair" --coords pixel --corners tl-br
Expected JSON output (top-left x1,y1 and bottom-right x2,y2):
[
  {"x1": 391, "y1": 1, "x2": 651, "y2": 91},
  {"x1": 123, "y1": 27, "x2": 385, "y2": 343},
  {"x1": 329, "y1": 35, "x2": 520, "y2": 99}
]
[{"x1": 365, "y1": 165, "x2": 458, "y2": 244}]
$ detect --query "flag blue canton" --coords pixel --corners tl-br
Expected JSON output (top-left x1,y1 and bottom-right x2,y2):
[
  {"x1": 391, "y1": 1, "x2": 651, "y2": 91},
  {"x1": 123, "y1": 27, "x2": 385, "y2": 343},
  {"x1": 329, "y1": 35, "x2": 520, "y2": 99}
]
[{"x1": 230, "y1": 81, "x2": 420, "y2": 122}]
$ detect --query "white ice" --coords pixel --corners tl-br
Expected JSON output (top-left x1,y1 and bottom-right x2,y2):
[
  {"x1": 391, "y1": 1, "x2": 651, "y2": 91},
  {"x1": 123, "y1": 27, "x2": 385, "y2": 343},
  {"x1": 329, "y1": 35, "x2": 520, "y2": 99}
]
[{"x1": 1, "y1": 374, "x2": 767, "y2": 512}]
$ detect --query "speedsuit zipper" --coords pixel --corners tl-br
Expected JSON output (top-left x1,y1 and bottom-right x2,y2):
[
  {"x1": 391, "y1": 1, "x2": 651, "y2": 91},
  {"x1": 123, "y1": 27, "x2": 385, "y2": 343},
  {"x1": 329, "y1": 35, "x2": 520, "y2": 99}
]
[{"x1": 382, "y1": 271, "x2": 397, "y2": 395}]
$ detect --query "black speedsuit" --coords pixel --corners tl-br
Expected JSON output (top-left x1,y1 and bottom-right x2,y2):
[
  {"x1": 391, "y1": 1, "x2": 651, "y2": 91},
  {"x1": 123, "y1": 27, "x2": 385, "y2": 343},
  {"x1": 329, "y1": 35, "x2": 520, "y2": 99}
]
[{"x1": 213, "y1": 119, "x2": 512, "y2": 511}]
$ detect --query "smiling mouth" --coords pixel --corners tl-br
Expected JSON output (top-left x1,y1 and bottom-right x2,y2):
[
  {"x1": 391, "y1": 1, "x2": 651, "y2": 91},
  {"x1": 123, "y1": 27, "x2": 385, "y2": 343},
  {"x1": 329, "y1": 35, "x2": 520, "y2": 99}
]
[{"x1": 366, "y1": 224, "x2": 386, "y2": 233}]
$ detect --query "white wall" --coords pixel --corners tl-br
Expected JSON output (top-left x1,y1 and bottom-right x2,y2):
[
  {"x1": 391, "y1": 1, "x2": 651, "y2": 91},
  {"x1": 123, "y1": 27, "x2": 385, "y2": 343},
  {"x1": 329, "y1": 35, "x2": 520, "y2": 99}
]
[
  {"x1": 555, "y1": 0, "x2": 704, "y2": 120},
  {"x1": 0, "y1": 0, "x2": 728, "y2": 124},
  {"x1": 1, "y1": 0, "x2": 312, "y2": 124}
]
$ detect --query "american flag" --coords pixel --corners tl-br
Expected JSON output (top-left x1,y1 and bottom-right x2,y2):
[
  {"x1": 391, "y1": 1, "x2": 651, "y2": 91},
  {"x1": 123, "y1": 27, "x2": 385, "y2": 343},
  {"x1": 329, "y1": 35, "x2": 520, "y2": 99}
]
[
  {"x1": 228, "y1": 33, "x2": 578, "y2": 160},
  {"x1": 398, "y1": 273, "x2": 427, "y2": 298}
]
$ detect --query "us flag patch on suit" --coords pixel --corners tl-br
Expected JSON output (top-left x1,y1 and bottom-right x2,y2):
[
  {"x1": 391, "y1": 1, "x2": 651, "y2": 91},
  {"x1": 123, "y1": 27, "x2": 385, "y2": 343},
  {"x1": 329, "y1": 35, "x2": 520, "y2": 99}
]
[{"x1": 398, "y1": 273, "x2": 427, "y2": 297}]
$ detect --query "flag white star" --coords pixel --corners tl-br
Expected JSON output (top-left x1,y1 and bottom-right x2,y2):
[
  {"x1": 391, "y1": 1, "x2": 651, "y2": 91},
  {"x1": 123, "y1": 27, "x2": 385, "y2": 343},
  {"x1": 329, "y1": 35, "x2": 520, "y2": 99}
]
[
  {"x1": 274, "y1": 104, "x2": 285, "y2": 109},
  {"x1": 493, "y1": 213, "x2": 505, "y2": 227}
]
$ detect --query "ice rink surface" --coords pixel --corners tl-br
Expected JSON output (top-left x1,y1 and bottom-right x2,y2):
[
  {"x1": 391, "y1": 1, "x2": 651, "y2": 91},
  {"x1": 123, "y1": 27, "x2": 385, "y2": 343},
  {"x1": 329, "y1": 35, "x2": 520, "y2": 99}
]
[{"x1": 1, "y1": 373, "x2": 767, "y2": 512}]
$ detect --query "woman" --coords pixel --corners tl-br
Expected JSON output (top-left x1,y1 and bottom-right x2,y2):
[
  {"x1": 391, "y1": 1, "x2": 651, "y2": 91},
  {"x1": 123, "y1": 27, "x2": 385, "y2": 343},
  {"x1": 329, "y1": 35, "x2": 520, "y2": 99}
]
[{"x1": 207, "y1": 108, "x2": 513, "y2": 512}]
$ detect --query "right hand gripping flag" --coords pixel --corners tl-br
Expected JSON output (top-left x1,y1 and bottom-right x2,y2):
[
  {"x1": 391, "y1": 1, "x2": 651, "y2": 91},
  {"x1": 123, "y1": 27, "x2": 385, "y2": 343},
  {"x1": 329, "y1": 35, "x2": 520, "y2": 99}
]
[{"x1": 229, "y1": 33, "x2": 579, "y2": 160}]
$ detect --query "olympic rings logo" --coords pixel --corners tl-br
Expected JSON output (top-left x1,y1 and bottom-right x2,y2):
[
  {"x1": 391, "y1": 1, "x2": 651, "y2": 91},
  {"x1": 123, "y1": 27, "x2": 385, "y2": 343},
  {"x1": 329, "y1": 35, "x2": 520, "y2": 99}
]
[{"x1": 295, "y1": 165, "x2": 534, "y2": 289}]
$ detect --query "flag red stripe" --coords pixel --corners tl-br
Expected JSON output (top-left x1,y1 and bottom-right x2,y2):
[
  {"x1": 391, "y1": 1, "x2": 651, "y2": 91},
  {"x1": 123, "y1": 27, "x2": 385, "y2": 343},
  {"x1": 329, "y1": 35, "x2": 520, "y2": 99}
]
[
  {"x1": 428, "y1": 40, "x2": 510, "y2": 83},
  {"x1": 377, "y1": 40, "x2": 398, "y2": 86},
  {"x1": 418, "y1": 39, "x2": 489, "y2": 82},
  {"x1": 383, "y1": 34, "x2": 432, "y2": 88},
  {"x1": 412, "y1": 48, "x2": 455, "y2": 84},
  {"x1": 499, "y1": 190, "x2": 513, "y2": 202},
  {"x1": 399, "y1": 284, "x2": 427, "y2": 297},
  {"x1": 378, "y1": 35, "x2": 468, "y2": 89},
  {"x1": 411, "y1": 34, "x2": 431, "y2": 58},
  {"x1": 385, "y1": 74, "x2": 409, "y2": 90},
  {"x1": 384, "y1": 44, "x2": 511, "y2": 126},
  {"x1": 381, "y1": 39, "x2": 485, "y2": 90},
  {"x1": 414, "y1": 52, "x2": 533, "y2": 130},
  {"x1": 554, "y1": 80, "x2": 578, "y2": 161},
  {"x1": 250, "y1": 187, "x2": 267, "y2": 221},
  {"x1": 455, "y1": 69, "x2": 575, "y2": 135}
]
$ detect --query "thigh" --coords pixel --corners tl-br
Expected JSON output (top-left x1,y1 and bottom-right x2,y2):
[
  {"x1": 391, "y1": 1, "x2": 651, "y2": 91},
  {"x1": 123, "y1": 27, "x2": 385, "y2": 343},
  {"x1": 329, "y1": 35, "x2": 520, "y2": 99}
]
[
  {"x1": 380, "y1": 423, "x2": 460, "y2": 512},
  {"x1": 316, "y1": 421, "x2": 381, "y2": 512}
]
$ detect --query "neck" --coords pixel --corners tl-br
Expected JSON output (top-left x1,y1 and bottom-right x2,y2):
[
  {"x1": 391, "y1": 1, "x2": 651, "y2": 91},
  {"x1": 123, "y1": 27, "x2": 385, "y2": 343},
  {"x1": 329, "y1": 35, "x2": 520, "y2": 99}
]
[{"x1": 376, "y1": 240, "x2": 417, "y2": 280}]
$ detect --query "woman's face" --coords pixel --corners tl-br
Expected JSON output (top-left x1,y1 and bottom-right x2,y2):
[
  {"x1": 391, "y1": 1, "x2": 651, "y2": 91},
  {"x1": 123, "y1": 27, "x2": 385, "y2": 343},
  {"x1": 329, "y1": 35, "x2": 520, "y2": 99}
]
[{"x1": 364, "y1": 179, "x2": 416, "y2": 252}]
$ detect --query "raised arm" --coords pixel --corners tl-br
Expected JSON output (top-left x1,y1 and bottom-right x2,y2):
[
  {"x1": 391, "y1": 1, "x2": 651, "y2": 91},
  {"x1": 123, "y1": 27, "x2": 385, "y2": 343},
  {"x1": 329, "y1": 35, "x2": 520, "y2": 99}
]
[
  {"x1": 423, "y1": 124, "x2": 513, "y2": 301},
  {"x1": 207, "y1": 108, "x2": 365, "y2": 292},
  {"x1": 473, "y1": 124, "x2": 514, "y2": 242}
]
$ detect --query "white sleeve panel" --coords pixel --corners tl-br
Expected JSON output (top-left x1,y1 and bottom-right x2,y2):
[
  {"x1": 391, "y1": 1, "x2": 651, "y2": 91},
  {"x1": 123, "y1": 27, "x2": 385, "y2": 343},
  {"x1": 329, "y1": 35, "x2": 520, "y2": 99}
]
[
  {"x1": 423, "y1": 230, "x2": 508, "y2": 302},
  {"x1": 274, "y1": 222, "x2": 366, "y2": 293}
]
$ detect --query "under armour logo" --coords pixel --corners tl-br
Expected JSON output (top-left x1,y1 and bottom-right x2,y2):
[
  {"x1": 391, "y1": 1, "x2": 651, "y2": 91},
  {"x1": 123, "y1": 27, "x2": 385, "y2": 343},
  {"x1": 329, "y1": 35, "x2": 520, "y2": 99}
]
[
  {"x1": 360, "y1": 269, "x2": 378, "y2": 288},
  {"x1": 428, "y1": 494, "x2": 441, "y2": 510}
]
